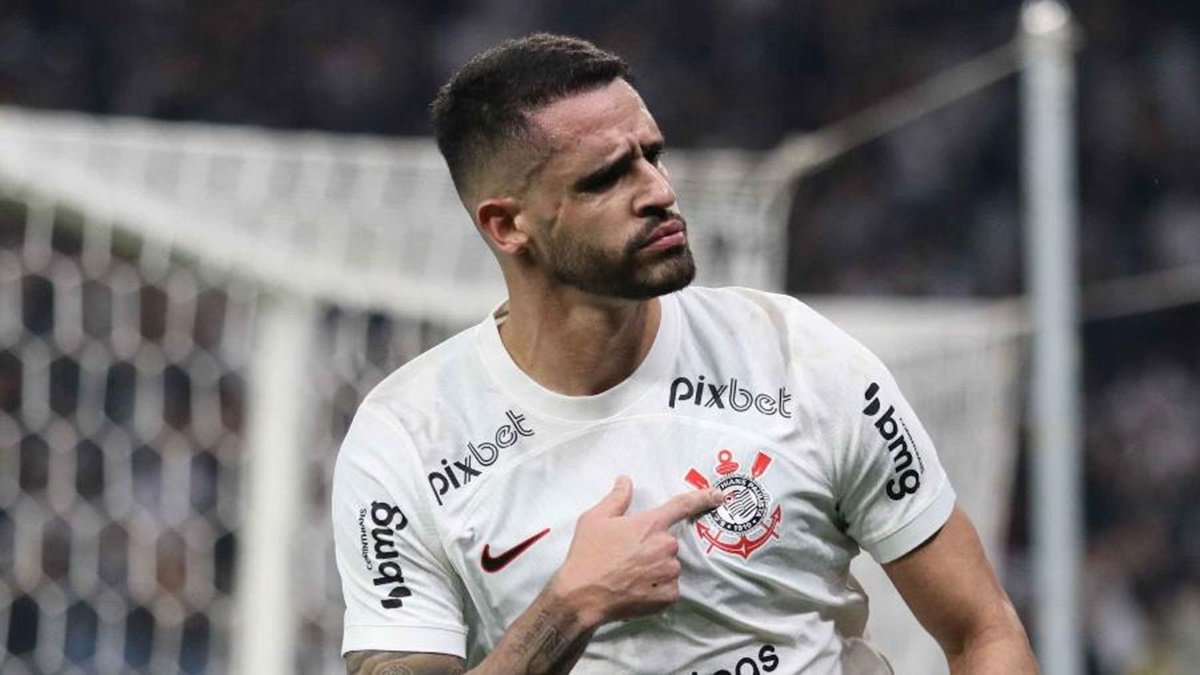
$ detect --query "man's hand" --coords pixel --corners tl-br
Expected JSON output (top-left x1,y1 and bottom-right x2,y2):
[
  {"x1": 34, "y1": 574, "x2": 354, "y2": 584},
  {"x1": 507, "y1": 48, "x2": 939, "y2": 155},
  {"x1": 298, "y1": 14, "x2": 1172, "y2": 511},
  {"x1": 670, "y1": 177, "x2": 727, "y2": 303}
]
[
  {"x1": 346, "y1": 477, "x2": 723, "y2": 675},
  {"x1": 550, "y1": 475, "x2": 724, "y2": 629}
]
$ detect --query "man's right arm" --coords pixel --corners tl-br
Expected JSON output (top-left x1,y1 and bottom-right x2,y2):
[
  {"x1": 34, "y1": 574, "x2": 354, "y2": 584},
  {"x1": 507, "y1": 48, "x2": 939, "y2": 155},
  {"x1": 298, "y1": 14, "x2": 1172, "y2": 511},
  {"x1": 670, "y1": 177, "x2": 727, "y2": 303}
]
[
  {"x1": 346, "y1": 583, "x2": 593, "y2": 675},
  {"x1": 346, "y1": 651, "x2": 466, "y2": 675},
  {"x1": 345, "y1": 476, "x2": 723, "y2": 675}
]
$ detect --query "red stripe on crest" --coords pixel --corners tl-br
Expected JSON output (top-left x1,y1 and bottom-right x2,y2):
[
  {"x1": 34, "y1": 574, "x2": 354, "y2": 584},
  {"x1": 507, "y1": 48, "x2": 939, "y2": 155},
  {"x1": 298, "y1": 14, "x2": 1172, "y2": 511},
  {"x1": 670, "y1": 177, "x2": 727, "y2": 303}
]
[{"x1": 750, "y1": 452, "x2": 772, "y2": 478}]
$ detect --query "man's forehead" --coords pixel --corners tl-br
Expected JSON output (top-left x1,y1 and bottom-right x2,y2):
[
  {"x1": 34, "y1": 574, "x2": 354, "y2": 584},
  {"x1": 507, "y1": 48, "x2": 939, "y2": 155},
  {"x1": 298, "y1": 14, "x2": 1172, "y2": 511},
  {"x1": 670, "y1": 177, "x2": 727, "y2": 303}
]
[{"x1": 530, "y1": 80, "x2": 661, "y2": 157}]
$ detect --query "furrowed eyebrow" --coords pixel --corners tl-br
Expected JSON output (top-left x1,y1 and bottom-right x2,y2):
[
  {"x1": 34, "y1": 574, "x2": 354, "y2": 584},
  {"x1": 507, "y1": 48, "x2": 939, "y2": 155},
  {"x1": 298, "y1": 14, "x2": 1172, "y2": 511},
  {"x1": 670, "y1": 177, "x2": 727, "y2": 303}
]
[
  {"x1": 572, "y1": 139, "x2": 667, "y2": 193},
  {"x1": 573, "y1": 150, "x2": 635, "y2": 192}
]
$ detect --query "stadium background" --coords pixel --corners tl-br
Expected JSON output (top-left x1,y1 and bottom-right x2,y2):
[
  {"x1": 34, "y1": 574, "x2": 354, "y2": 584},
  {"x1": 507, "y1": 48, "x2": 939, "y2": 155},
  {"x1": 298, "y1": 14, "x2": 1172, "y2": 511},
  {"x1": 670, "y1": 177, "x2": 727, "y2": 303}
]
[{"x1": 2, "y1": 0, "x2": 1198, "y2": 673}]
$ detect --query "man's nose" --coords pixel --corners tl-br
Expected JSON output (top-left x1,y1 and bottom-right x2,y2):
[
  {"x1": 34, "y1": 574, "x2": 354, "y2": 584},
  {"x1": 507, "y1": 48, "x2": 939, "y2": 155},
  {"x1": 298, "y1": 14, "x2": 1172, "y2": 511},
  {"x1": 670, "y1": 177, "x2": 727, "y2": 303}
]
[{"x1": 632, "y1": 160, "x2": 677, "y2": 216}]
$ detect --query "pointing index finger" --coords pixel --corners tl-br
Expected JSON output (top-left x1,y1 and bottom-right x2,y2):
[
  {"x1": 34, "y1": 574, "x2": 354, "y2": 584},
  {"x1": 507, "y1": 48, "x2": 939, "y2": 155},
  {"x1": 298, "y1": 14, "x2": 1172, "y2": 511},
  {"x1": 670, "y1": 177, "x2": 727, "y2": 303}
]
[{"x1": 642, "y1": 487, "x2": 724, "y2": 529}]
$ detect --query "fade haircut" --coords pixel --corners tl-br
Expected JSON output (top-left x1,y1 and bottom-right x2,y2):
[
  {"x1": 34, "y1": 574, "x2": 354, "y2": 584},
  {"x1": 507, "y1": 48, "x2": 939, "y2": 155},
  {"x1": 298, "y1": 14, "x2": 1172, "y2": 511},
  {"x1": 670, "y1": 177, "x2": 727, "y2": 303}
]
[{"x1": 430, "y1": 33, "x2": 631, "y2": 200}]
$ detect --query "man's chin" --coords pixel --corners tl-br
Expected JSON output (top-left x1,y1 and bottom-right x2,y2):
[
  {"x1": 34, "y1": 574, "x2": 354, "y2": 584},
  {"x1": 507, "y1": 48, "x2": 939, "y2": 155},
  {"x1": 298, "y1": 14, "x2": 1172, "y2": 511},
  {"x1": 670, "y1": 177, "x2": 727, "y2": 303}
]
[
  {"x1": 550, "y1": 245, "x2": 696, "y2": 301},
  {"x1": 621, "y1": 254, "x2": 697, "y2": 299}
]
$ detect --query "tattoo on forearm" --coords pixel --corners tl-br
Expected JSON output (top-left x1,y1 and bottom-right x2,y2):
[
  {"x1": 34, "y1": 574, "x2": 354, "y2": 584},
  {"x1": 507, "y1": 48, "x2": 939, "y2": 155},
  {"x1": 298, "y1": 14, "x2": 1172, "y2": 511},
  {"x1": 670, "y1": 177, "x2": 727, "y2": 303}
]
[
  {"x1": 536, "y1": 626, "x2": 568, "y2": 661},
  {"x1": 521, "y1": 609, "x2": 568, "y2": 662}
]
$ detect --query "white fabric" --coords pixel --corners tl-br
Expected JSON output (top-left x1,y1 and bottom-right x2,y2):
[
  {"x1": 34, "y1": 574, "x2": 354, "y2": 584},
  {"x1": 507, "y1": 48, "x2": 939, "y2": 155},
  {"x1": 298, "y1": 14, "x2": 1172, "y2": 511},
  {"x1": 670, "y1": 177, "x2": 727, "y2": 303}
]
[{"x1": 333, "y1": 286, "x2": 955, "y2": 673}]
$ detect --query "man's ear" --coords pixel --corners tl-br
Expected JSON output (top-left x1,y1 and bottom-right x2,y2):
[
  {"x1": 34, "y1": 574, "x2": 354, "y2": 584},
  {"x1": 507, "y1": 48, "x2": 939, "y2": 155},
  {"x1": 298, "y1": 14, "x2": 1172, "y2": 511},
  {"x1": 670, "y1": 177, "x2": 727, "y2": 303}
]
[{"x1": 476, "y1": 198, "x2": 530, "y2": 255}]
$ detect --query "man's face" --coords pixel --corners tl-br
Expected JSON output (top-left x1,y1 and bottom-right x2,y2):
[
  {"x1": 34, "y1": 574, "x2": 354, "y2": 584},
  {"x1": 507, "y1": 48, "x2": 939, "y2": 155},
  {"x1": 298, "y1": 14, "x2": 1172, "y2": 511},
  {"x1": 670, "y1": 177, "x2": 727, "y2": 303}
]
[{"x1": 518, "y1": 79, "x2": 695, "y2": 300}]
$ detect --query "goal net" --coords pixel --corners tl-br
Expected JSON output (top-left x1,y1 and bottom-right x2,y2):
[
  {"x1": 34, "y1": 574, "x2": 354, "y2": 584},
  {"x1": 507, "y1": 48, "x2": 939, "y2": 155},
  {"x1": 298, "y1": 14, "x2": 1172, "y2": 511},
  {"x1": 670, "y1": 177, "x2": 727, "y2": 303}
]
[{"x1": 0, "y1": 105, "x2": 1022, "y2": 674}]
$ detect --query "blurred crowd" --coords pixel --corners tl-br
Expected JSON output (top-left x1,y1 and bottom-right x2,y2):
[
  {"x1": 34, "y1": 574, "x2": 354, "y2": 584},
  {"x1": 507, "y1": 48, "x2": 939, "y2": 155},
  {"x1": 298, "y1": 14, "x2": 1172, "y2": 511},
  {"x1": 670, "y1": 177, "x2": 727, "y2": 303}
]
[{"x1": 2, "y1": 0, "x2": 1198, "y2": 673}]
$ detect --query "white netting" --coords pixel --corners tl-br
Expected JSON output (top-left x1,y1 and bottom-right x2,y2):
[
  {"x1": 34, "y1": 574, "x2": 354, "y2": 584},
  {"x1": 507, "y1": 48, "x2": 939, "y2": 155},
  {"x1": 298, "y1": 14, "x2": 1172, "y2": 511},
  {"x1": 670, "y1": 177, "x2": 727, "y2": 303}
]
[
  {"x1": 0, "y1": 195, "x2": 253, "y2": 673},
  {"x1": 0, "y1": 107, "x2": 779, "y2": 321},
  {"x1": 0, "y1": 107, "x2": 1023, "y2": 674}
]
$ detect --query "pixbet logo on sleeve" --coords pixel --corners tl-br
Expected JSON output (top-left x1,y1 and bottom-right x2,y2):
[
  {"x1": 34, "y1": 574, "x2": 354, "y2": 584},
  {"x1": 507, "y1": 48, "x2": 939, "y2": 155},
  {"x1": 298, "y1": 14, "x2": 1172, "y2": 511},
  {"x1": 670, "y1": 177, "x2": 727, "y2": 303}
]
[
  {"x1": 862, "y1": 382, "x2": 925, "y2": 500},
  {"x1": 427, "y1": 410, "x2": 535, "y2": 506}
]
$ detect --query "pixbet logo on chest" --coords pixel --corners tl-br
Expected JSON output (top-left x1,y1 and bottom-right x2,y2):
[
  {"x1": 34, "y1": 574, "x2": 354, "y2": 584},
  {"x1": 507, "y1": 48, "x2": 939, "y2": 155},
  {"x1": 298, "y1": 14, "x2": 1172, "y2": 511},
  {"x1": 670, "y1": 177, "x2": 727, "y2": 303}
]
[
  {"x1": 428, "y1": 410, "x2": 535, "y2": 506},
  {"x1": 669, "y1": 375, "x2": 792, "y2": 418}
]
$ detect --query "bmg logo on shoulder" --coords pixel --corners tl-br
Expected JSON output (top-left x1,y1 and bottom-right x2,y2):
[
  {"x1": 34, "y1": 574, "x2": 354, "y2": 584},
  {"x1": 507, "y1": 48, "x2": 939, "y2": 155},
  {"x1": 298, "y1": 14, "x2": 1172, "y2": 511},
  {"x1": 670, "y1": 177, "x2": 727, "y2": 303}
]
[
  {"x1": 360, "y1": 501, "x2": 413, "y2": 610},
  {"x1": 668, "y1": 375, "x2": 791, "y2": 418},
  {"x1": 862, "y1": 382, "x2": 926, "y2": 500}
]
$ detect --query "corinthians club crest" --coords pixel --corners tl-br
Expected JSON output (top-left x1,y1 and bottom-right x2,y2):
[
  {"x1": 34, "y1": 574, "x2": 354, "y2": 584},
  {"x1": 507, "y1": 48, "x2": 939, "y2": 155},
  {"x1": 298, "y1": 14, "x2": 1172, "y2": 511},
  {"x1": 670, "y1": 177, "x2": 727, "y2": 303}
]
[{"x1": 684, "y1": 449, "x2": 782, "y2": 560}]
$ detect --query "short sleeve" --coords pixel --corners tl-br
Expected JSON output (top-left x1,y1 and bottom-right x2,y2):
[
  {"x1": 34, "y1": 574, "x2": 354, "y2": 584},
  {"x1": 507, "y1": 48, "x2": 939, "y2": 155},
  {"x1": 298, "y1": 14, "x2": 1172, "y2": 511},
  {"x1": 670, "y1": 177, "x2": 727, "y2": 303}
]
[
  {"x1": 332, "y1": 402, "x2": 467, "y2": 657},
  {"x1": 835, "y1": 354, "x2": 956, "y2": 564}
]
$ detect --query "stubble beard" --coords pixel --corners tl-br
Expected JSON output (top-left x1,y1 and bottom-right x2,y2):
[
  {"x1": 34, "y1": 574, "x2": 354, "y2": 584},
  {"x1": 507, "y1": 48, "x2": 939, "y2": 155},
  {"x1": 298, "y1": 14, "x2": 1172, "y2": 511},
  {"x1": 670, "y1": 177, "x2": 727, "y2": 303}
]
[{"x1": 542, "y1": 220, "x2": 697, "y2": 300}]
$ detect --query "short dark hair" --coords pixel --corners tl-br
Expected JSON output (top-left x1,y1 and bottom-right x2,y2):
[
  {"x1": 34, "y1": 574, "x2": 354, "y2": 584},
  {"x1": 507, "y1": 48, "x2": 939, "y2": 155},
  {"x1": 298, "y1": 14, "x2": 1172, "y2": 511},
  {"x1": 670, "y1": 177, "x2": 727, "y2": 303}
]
[{"x1": 430, "y1": 33, "x2": 631, "y2": 198}]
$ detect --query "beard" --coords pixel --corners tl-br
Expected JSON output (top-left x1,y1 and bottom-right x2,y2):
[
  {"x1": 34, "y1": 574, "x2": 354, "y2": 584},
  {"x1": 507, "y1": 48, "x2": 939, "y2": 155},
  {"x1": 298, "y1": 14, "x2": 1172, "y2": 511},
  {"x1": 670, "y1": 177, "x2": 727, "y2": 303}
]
[{"x1": 539, "y1": 217, "x2": 697, "y2": 300}]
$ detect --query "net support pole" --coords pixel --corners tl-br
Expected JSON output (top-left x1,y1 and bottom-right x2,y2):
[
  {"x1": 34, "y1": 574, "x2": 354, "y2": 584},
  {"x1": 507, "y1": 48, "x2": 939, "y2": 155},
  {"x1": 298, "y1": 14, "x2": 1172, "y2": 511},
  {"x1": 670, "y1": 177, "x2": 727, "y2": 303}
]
[
  {"x1": 1020, "y1": 2, "x2": 1083, "y2": 674},
  {"x1": 231, "y1": 291, "x2": 318, "y2": 675}
]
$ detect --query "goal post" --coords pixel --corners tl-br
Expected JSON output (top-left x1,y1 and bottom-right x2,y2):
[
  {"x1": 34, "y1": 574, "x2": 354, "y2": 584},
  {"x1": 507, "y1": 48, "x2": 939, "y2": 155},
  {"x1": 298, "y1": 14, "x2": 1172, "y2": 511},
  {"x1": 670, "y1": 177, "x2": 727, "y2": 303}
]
[{"x1": 1021, "y1": 2, "x2": 1084, "y2": 674}]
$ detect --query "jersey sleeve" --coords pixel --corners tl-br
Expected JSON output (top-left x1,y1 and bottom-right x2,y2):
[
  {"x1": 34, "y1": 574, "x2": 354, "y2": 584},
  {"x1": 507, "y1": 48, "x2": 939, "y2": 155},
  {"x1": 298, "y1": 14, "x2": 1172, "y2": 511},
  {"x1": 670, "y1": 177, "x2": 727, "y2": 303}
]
[
  {"x1": 834, "y1": 352, "x2": 956, "y2": 564},
  {"x1": 332, "y1": 401, "x2": 467, "y2": 657}
]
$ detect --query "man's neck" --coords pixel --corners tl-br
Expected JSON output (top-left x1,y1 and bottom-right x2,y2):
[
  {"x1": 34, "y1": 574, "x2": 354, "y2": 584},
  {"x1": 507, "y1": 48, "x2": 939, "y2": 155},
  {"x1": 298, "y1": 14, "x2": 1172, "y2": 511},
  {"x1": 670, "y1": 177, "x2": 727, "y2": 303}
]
[{"x1": 498, "y1": 293, "x2": 661, "y2": 397}]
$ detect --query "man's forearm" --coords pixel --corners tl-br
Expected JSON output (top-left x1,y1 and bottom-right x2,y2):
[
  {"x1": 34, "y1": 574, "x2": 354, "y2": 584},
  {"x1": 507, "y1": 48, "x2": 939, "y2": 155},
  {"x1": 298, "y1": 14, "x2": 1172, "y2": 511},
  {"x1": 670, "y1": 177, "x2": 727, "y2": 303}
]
[
  {"x1": 470, "y1": 581, "x2": 597, "y2": 674},
  {"x1": 348, "y1": 651, "x2": 467, "y2": 675},
  {"x1": 346, "y1": 587, "x2": 594, "y2": 675},
  {"x1": 947, "y1": 620, "x2": 1038, "y2": 675}
]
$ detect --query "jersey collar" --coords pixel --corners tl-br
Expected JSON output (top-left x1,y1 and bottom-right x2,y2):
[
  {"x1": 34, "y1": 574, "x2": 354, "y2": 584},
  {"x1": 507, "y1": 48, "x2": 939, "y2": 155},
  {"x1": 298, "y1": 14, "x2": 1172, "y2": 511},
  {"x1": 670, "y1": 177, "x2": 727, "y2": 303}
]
[{"x1": 474, "y1": 292, "x2": 682, "y2": 422}]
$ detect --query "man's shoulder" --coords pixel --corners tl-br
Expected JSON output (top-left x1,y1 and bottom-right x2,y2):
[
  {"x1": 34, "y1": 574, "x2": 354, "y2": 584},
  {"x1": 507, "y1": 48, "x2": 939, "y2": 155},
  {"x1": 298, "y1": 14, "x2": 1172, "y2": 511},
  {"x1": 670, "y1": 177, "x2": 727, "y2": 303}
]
[
  {"x1": 362, "y1": 322, "x2": 482, "y2": 410},
  {"x1": 677, "y1": 284, "x2": 792, "y2": 307},
  {"x1": 677, "y1": 286, "x2": 858, "y2": 344},
  {"x1": 676, "y1": 286, "x2": 881, "y2": 376}
]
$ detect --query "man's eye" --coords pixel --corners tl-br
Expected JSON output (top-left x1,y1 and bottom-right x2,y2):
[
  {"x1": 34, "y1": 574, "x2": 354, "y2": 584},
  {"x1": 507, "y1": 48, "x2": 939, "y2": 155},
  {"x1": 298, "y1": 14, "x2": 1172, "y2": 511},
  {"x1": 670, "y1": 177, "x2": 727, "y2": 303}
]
[
  {"x1": 645, "y1": 149, "x2": 665, "y2": 166},
  {"x1": 580, "y1": 171, "x2": 620, "y2": 193}
]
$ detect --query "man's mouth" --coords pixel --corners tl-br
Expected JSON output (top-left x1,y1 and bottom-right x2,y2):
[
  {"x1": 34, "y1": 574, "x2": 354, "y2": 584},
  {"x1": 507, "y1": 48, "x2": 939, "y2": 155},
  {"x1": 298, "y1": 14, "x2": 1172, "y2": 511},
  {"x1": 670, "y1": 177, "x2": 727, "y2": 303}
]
[{"x1": 640, "y1": 219, "x2": 687, "y2": 252}]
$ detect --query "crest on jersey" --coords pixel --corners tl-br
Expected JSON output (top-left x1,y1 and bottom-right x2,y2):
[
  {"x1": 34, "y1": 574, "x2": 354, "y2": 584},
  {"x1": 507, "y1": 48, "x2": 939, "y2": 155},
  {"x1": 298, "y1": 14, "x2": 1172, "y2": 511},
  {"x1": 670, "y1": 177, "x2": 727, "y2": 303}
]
[{"x1": 684, "y1": 449, "x2": 782, "y2": 560}]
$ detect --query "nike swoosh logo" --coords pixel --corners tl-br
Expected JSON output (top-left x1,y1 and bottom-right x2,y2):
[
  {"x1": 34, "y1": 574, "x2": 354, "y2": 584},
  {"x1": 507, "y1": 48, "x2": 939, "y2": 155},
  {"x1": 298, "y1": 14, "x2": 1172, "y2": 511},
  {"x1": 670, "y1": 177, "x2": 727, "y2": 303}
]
[{"x1": 481, "y1": 527, "x2": 551, "y2": 573}]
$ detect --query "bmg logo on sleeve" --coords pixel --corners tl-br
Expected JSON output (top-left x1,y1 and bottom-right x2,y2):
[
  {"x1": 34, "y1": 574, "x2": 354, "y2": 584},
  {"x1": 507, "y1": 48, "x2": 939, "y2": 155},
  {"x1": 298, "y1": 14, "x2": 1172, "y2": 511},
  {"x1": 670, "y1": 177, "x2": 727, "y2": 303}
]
[
  {"x1": 359, "y1": 501, "x2": 413, "y2": 609},
  {"x1": 862, "y1": 382, "x2": 926, "y2": 500}
]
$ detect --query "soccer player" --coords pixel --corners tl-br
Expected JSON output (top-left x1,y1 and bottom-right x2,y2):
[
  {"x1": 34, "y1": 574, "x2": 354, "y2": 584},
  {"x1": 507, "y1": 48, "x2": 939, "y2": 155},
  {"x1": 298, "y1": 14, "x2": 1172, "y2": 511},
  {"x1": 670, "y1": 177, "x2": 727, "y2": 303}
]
[{"x1": 333, "y1": 33, "x2": 1037, "y2": 674}]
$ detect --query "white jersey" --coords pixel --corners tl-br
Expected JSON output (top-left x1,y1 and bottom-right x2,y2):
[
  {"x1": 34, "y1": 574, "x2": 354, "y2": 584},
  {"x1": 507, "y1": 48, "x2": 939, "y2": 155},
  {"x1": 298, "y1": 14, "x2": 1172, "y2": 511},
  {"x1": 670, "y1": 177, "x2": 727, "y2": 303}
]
[{"x1": 333, "y1": 286, "x2": 955, "y2": 674}]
